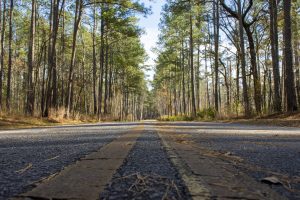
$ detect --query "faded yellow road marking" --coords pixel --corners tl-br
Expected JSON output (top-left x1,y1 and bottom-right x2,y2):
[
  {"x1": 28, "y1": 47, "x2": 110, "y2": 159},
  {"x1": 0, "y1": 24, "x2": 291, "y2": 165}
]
[
  {"x1": 156, "y1": 128, "x2": 211, "y2": 200},
  {"x1": 156, "y1": 127, "x2": 285, "y2": 200},
  {"x1": 13, "y1": 125, "x2": 143, "y2": 200}
]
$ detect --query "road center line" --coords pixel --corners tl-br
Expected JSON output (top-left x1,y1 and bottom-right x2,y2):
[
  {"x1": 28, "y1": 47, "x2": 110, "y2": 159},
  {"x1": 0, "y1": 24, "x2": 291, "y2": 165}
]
[
  {"x1": 156, "y1": 128, "x2": 211, "y2": 200},
  {"x1": 156, "y1": 127, "x2": 286, "y2": 200},
  {"x1": 13, "y1": 126, "x2": 143, "y2": 200}
]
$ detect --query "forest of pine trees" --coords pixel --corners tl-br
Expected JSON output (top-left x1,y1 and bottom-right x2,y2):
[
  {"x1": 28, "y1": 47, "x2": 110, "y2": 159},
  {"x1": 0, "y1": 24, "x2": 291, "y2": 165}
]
[
  {"x1": 0, "y1": 0, "x2": 150, "y2": 121},
  {"x1": 153, "y1": 0, "x2": 300, "y2": 119},
  {"x1": 0, "y1": 0, "x2": 299, "y2": 121}
]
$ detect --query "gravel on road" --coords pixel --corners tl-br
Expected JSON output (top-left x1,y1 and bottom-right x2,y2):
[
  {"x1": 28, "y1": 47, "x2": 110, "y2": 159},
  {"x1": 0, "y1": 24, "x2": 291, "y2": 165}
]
[
  {"x1": 158, "y1": 122, "x2": 300, "y2": 200},
  {"x1": 0, "y1": 124, "x2": 136, "y2": 200},
  {"x1": 2, "y1": 122, "x2": 300, "y2": 200},
  {"x1": 100, "y1": 128, "x2": 190, "y2": 200}
]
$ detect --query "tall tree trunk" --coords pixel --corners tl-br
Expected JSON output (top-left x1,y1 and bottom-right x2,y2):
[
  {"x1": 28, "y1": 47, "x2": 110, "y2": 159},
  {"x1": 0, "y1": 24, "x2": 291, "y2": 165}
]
[
  {"x1": 104, "y1": 36, "x2": 109, "y2": 114},
  {"x1": 292, "y1": 4, "x2": 300, "y2": 107},
  {"x1": 244, "y1": 25, "x2": 262, "y2": 114},
  {"x1": 221, "y1": 0, "x2": 252, "y2": 116},
  {"x1": 196, "y1": 44, "x2": 200, "y2": 111},
  {"x1": 0, "y1": 0, "x2": 6, "y2": 112},
  {"x1": 213, "y1": 0, "x2": 219, "y2": 112},
  {"x1": 44, "y1": 0, "x2": 53, "y2": 117},
  {"x1": 41, "y1": 40, "x2": 47, "y2": 115},
  {"x1": 98, "y1": 8, "x2": 105, "y2": 118},
  {"x1": 181, "y1": 42, "x2": 186, "y2": 114},
  {"x1": 238, "y1": 0, "x2": 250, "y2": 116},
  {"x1": 236, "y1": 53, "x2": 240, "y2": 105},
  {"x1": 26, "y1": 0, "x2": 36, "y2": 116},
  {"x1": 204, "y1": 42, "x2": 210, "y2": 108},
  {"x1": 295, "y1": 39, "x2": 300, "y2": 106},
  {"x1": 189, "y1": 5, "x2": 196, "y2": 117},
  {"x1": 51, "y1": 0, "x2": 59, "y2": 109},
  {"x1": 60, "y1": 6, "x2": 65, "y2": 107},
  {"x1": 92, "y1": 2, "x2": 97, "y2": 115},
  {"x1": 6, "y1": 0, "x2": 13, "y2": 112},
  {"x1": 66, "y1": 0, "x2": 83, "y2": 116},
  {"x1": 283, "y1": 0, "x2": 298, "y2": 112},
  {"x1": 44, "y1": 0, "x2": 64, "y2": 116},
  {"x1": 108, "y1": 51, "x2": 113, "y2": 113},
  {"x1": 269, "y1": 0, "x2": 281, "y2": 112}
]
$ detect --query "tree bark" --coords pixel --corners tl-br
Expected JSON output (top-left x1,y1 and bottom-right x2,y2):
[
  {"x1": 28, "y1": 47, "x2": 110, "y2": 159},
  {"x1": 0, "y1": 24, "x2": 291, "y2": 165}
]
[
  {"x1": 98, "y1": 7, "x2": 105, "y2": 118},
  {"x1": 213, "y1": 0, "x2": 219, "y2": 112},
  {"x1": 26, "y1": 0, "x2": 36, "y2": 116},
  {"x1": 104, "y1": 36, "x2": 109, "y2": 114},
  {"x1": 92, "y1": 2, "x2": 97, "y2": 115},
  {"x1": 269, "y1": 0, "x2": 281, "y2": 112},
  {"x1": 244, "y1": 25, "x2": 262, "y2": 114},
  {"x1": 189, "y1": 5, "x2": 196, "y2": 117},
  {"x1": 220, "y1": 0, "x2": 252, "y2": 116},
  {"x1": 44, "y1": 0, "x2": 65, "y2": 116},
  {"x1": 283, "y1": 0, "x2": 298, "y2": 112},
  {"x1": 237, "y1": 0, "x2": 250, "y2": 116},
  {"x1": 66, "y1": 0, "x2": 83, "y2": 116},
  {"x1": 0, "y1": 0, "x2": 6, "y2": 111},
  {"x1": 6, "y1": 0, "x2": 13, "y2": 112},
  {"x1": 181, "y1": 42, "x2": 186, "y2": 114}
]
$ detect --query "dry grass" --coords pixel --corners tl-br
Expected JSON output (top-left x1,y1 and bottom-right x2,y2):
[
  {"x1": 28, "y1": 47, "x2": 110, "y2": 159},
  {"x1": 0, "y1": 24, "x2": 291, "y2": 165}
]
[
  {"x1": 219, "y1": 112, "x2": 300, "y2": 128},
  {"x1": 0, "y1": 112, "x2": 99, "y2": 130}
]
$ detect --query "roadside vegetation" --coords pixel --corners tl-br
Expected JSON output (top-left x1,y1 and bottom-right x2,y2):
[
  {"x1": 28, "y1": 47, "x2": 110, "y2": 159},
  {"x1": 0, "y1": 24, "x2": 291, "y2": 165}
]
[
  {"x1": 0, "y1": 0, "x2": 300, "y2": 128},
  {"x1": 159, "y1": 108, "x2": 216, "y2": 121},
  {"x1": 0, "y1": 0, "x2": 150, "y2": 125},
  {"x1": 0, "y1": 114, "x2": 94, "y2": 130},
  {"x1": 152, "y1": 0, "x2": 300, "y2": 123},
  {"x1": 158, "y1": 111, "x2": 300, "y2": 128},
  {"x1": 223, "y1": 112, "x2": 300, "y2": 128}
]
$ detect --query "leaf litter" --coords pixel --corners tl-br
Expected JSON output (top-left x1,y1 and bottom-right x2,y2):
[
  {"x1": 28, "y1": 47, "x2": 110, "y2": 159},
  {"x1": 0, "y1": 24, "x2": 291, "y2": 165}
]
[{"x1": 103, "y1": 172, "x2": 184, "y2": 200}]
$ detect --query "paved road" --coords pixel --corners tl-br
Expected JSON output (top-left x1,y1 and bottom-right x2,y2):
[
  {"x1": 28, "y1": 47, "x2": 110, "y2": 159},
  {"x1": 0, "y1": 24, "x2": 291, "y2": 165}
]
[
  {"x1": 0, "y1": 123, "x2": 139, "y2": 199},
  {"x1": 0, "y1": 122, "x2": 300, "y2": 199}
]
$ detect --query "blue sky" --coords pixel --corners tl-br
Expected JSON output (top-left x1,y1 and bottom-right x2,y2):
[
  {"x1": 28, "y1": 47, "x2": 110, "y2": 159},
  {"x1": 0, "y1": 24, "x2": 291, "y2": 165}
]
[{"x1": 138, "y1": 0, "x2": 166, "y2": 82}]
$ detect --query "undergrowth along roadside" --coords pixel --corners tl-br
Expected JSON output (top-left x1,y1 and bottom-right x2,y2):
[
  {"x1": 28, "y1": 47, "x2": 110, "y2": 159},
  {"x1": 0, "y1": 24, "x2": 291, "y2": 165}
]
[
  {"x1": 158, "y1": 108, "x2": 216, "y2": 121},
  {"x1": 0, "y1": 113, "x2": 98, "y2": 130},
  {"x1": 158, "y1": 111, "x2": 300, "y2": 128}
]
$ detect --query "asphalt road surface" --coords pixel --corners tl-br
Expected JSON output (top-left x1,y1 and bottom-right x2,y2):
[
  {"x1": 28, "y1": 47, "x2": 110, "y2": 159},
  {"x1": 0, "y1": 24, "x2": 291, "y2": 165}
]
[{"x1": 0, "y1": 122, "x2": 300, "y2": 200}]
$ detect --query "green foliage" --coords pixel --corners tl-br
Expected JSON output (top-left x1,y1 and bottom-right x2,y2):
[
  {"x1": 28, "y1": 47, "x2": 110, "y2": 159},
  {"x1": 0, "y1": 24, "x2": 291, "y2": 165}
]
[
  {"x1": 158, "y1": 115, "x2": 194, "y2": 122},
  {"x1": 158, "y1": 107, "x2": 216, "y2": 121},
  {"x1": 196, "y1": 108, "x2": 216, "y2": 120},
  {"x1": 0, "y1": 0, "x2": 151, "y2": 120},
  {"x1": 151, "y1": 0, "x2": 205, "y2": 118}
]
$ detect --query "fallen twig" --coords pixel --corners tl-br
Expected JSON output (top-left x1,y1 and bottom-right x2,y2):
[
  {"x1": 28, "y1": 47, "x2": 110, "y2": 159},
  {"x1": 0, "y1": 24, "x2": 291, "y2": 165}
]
[{"x1": 15, "y1": 163, "x2": 33, "y2": 174}]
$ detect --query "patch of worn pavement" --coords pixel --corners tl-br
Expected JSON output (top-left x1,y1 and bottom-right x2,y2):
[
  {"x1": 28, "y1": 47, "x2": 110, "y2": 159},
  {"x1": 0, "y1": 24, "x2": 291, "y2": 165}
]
[{"x1": 100, "y1": 129, "x2": 190, "y2": 200}]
